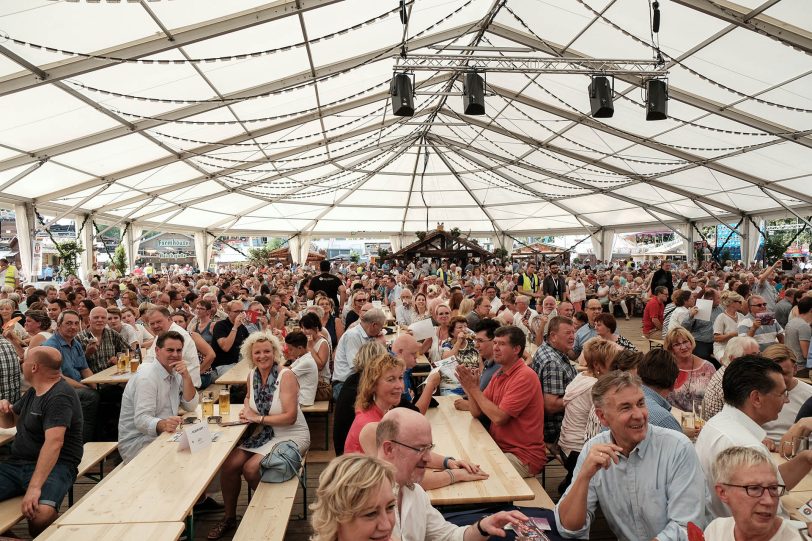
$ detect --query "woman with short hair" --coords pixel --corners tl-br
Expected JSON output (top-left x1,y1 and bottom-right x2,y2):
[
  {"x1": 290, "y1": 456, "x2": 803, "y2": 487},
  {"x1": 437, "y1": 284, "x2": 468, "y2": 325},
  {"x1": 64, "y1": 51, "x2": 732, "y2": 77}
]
[{"x1": 665, "y1": 327, "x2": 716, "y2": 411}]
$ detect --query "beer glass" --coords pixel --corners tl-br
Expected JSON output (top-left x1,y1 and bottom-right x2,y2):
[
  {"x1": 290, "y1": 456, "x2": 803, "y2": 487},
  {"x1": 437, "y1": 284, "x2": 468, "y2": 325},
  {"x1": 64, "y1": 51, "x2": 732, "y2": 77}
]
[
  {"x1": 116, "y1": 354, "x2": 127, "y2": 374},
  {"x1": 202, "y1": 393, "x2": 214, "y2": 418},
  {"x1": 219, "y1": 387, "x2": 230, "y2": 416}
]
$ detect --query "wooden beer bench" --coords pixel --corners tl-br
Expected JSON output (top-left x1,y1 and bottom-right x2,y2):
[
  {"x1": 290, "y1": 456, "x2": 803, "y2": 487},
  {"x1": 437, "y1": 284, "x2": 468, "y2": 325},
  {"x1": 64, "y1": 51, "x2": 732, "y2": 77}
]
[
  {"x1": 234, "y1": 454, "x2": 308, "y2": 541},
  {"x1": 517, "y1": 477, "x2": 555, "y2": 509},
  {"x1": 301, "y1": 401, "x2": 330, "y2": 450},
  {"x1": 0, "y1": 442, "x2": 119, "y2": 533}
]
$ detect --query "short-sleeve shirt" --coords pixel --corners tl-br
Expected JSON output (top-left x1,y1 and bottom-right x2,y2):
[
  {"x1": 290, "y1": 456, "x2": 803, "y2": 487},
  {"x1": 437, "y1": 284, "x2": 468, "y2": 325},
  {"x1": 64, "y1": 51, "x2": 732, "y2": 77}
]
[
  {"x1": 211, "y1": 318, "x2": 250, "y2": 367},
  {"x1": 483, "y1": 360, "x2": 547, "y2": 475},
  {"x1": 43, "y1": 332, "x2": 89, "y2": 382},
  {"x1": 738, "y1": 316, "x2": 783, "y2": 351},
  {"x1": 78, "y1": 327, "x2": 130, "y2": 374},
  {"x1": 11, "y1": 379, "x2": 83, "y2": 469},
  {"x1": 784, "y1": 317, "x2": 811, "y2": 366},
  {"x1": 308, "y1": 273, "x2": 342, "y2": 314}
]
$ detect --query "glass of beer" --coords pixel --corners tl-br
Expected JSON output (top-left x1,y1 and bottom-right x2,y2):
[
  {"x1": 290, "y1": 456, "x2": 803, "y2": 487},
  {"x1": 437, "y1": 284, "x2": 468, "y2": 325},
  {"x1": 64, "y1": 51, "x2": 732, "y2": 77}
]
[
  {"x1": 130, "y1": 356, "x2": 140, "y2": 373},
  {"x1": 219, "y1": 386, "x2": 230, "y2": 417},
  {"x1": 116, "y1": 354, "x2": 127, "y2": 374},
  {"x1": 202, "y1": 393, "x2": 215, "y2": 418}
]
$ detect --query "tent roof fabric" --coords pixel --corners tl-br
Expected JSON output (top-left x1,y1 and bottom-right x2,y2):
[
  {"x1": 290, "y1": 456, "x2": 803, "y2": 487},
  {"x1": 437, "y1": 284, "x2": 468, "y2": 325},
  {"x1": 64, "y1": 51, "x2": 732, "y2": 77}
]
[{"x1": 0, "y1": 0, "x2": 810, "y2": 237}]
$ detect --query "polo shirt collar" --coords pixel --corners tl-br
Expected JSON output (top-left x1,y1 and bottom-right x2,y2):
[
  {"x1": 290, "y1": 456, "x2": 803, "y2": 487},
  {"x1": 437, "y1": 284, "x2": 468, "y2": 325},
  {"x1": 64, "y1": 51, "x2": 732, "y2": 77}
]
[
  {"x1": 610, "y1": 424, "x2": 653, "y2": 459},
  {"x1": 496, "y1": 359, "x2": 523, "y2": 377}
]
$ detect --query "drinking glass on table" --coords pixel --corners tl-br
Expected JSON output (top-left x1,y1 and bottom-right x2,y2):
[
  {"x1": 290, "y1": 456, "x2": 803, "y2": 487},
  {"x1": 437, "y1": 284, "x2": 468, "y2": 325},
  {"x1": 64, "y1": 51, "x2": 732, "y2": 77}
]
[
  {"x1": 202, "y1": 392, "x2": 215, "y2": 418},
  {"x1": 219, "y1": 386, "x2": 231, "y2": 416}
]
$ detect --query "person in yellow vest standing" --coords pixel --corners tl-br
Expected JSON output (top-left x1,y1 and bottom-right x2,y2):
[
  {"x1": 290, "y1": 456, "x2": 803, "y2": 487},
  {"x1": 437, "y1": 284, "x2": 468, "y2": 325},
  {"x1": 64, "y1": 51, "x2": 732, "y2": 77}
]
[
  {"x1": 519, "y1": 262, "x2": 542, "y2": 310},
  {"x1": 437, "y1": 260, "x2": 451, "y2": 286},
  {"x1": 0, "y1": 259, "x2": 19, "y2": 289}
]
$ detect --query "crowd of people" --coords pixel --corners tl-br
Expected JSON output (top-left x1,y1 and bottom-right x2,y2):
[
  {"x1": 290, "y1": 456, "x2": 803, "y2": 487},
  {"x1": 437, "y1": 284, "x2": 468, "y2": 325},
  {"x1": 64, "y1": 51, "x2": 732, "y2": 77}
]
[{"x1": 1, "y1": 253, "x2": 812, "y2": 539}]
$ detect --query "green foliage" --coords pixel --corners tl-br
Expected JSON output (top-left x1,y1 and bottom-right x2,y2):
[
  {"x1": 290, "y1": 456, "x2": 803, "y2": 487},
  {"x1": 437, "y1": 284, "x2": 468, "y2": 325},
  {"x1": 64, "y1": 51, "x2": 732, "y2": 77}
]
[
  {"x1": 450, "y1": 227, "x2": 461, "y2": 238},
  {"x1": 55, "y1": 240, "x2": 83, "y2": 279},
  {"x1": 112, "y1": 244, "x2": 127, "y2": 275},
  {"x1": 415, "y1": 231, "x2": 426, "y2": 241},
  {"x1": 349, "y1": 251, "x2": 360, "y2": 263},
  {"x1": 248, "y1": 246, "x2": 273, "y2": 267},
  {"x1": 493, "y1": 247, "x2": 508, "y2": 262},
  {"x1": 378, "y1": 247, "x2": 390, "y2": 259},
  {"x1": 266, "y1": 238, "x2": 284, "y2": 250},
  {"x1": 763, "y1": 234, "x2": 789, "y2": 263}
]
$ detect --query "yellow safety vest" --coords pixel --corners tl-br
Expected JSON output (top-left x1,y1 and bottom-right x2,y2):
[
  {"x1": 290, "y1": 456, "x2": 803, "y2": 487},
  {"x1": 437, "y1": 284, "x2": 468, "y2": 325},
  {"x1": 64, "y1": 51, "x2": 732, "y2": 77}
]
[
  {"x1": 520, "y1": 273, "x2": 539, "y2": 293},
  {"x1": 2, "y1": 265, "x2": 17, "y2": 287}
]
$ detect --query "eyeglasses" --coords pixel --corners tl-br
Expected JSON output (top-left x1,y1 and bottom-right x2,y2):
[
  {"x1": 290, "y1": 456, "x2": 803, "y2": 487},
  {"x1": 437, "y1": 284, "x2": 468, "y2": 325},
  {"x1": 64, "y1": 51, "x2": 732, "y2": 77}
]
[
  {"x1": 390, "y1": 440, "x2": 435, "y2": 455},
  {"x1": 750, "y1": 302, "x2": 767, "y2": 308},
  {"x1": 720, "y1": 483, "x2": 786, "y2": 498},
  {"x1": 770, "y1": 388, "x2": 790, "y2": 400},
  {"x1": 474, "y1": 337, "x2": 492, "y2": 344}
]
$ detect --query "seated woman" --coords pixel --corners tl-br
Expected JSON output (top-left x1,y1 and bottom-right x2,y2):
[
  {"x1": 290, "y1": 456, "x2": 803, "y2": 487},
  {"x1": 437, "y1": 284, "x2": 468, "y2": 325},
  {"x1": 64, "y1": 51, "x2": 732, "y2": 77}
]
[
  {"x1": 310, "y1": 454, "x2": 397, "y2": 541},
  {"x1": 665, "y1": 327, "x2": 716, "y2": 412},
  {"x1": 439, "y1": 316, "x2": 480, "y2": 396},
  {"x1": 344, "y1": 353, "x2": 405, "y2": 455},
  {"x1": 208, "y1": 331, "x2": 310, "y2": 540},
  {"x1": 594, "y1": 313, "x2": 638, "y2": 352},
  {"x1": 170, "y1": 310, "x2": 216, "y2": 388},
  {"x1": 705, "y1": 446, "x2": 797, "y2": 541},
  {"x1": 299, "y1": 312, "x2": 331, "y2": 397},
  {"x1": 333, "y1": 341, "x2": 390, "y2": 455}
]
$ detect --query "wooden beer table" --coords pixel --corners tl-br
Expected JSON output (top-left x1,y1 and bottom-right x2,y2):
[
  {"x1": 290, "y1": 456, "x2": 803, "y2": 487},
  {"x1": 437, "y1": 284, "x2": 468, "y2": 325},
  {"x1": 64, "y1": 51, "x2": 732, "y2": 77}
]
[
  {"x1": 215, "y1": 360, "x2": 250, "y2": 385},
  {"x1": 82, "y1": 365, "x2": 133, "y2": 385},
  {"x1": 57, "y1": 405, "x2": 249, "y2": 525},
  {"x1": 426, "y1": 396, "x2": 535, "y2": 506},
  {"x1": 0, "y1": 427, "x2": 15, "y2": 447},
  {"x1": 38, "y1": 522, "x2": 185, "y2": 541}
]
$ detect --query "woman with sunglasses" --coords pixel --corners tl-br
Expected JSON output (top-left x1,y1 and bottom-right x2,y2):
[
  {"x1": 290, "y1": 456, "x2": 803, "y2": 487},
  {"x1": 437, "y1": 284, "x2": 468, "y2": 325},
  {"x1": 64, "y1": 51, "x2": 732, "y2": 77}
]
[{"x1": 344, "y1": 290, "x2": 368, "y2": 328}]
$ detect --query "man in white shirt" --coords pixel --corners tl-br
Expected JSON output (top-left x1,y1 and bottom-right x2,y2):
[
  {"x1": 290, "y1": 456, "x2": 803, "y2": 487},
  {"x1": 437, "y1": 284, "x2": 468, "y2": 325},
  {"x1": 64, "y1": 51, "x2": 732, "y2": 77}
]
[
  {"x1": 695, "y1": 355, "x2": 812, "y2": 518},
  {"x1": 762, "y1": 345, "x2": 812, "y2": 442},
  {"x1": 375, "y1": 408, "x2": 526, "y2": 541},
  {"x1": 285, "y1": 331, "x2": 317, "y2": 407},
  {"x1": 332, "y1": 309, "x2": 386, "y2": 400},
  {"x1": 512, "y1": 295, "x2": 537, "y2": 338},
  {"x1": 144, "y1": 307, "x2": 201, "y2": 388},
  {"x1": 117, "y1": 330, "x2": 199, "y2": 463}
]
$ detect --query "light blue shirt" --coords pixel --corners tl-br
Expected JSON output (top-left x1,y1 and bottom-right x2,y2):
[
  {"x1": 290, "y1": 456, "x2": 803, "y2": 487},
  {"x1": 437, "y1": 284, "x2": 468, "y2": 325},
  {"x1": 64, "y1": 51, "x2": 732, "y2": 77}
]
[
  {"x1": 117, "y1": 361, "x2": 199, "y2": 463},
  {"x1": 573, "y1": 324, "x2": 597, "y2": 355},
  {"x1": 555, "y1": 424, "x2": 709, "y2": 541},
  {"x1": 332, "y1": 323, "x2": 374, "y2": 383}
]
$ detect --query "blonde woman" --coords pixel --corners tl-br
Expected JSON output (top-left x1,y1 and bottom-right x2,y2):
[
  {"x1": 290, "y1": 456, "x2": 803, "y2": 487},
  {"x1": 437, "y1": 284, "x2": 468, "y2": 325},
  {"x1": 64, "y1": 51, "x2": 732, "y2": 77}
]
[
  {"x1": 713, "y1": 290, "x2": 745, "y2": 362},
  {"x1": 310, "y1": 454, "x2": 397, "y2": 541},
  {"x1": 665, "y1": 327, "x2": 716, "y2": 411},
  {"x1": 208, "y1": 331, "x2": 310, "y2": 540}
]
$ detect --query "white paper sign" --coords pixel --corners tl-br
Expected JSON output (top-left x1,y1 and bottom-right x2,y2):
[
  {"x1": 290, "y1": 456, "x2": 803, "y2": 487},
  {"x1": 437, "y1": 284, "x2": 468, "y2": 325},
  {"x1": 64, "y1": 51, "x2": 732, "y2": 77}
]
[
  {"x1": 177, "y1": 423, "x2": 212, "y2": 453},
  {"x1": 408, "y1": 318, "x2": 435, "y2": 342},
  {"x1": 694, "y1": 298, "x2": 713, "y2": 322},
  {"x1": 435, "y1": 356, "x2": 459, "y2": 381},
  {"x1": 372, "y1": 300, "x2": 383, "y2": 309},
  {"x1": 306, "y1": 300, "x2": 314, "y2": 307}
]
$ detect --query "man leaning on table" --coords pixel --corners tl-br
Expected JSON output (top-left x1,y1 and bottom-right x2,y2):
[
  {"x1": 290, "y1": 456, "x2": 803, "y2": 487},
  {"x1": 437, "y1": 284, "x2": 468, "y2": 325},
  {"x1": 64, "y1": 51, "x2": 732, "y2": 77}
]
[
  {"x1": 555, "y1": 370, "x2": 708, "y2": 540},
  {"x1": 456, "y1": 325, "x2": 547, "y2": 478},
  {"x1": 118, "y1": 330, "x2": 199, "y2": 463},
  {"x1": 375, "y1": 408, "x2": 528, "y2": 541},
  {"x1": 0, "y1": 347, "x2": 83, "y2": 537}
]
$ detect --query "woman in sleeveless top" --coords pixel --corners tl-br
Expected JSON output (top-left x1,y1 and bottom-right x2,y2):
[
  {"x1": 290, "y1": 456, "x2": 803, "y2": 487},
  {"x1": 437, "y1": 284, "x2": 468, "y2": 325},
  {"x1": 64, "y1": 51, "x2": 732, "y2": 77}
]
[{"x1": 208, "y1": 331, "x2": 310, "y2": 540}]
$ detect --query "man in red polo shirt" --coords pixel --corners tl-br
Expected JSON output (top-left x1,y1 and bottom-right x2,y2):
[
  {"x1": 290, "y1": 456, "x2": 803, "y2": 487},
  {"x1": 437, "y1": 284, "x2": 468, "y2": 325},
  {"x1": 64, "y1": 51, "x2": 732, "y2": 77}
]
[
  {"x1": 642, "y1": 286, "x2": 668, "y2": 339},
  {"x1": 456, "y1": 325, "x2": 546, "y2": 477}
]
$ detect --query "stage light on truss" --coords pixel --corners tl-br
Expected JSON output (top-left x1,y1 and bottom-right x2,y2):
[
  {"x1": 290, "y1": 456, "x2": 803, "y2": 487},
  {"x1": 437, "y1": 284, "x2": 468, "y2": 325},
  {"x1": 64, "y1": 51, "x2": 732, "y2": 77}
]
[
  {"x1": 645, "y1": 78, "x2": 669, "y2": 121},
  {"x1": 588, "y1": 75, "x2": 614, "y2": 118},
  {"x1": 390, "y1": 72, "x2": 414, "y2": 117}
]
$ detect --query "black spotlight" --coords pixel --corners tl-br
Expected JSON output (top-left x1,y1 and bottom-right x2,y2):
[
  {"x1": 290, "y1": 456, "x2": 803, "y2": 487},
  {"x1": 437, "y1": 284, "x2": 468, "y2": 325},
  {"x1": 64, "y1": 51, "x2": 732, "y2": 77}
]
[
  {"x1": 391, "y1": 73, "x2": 414, "y2": 117},
  {"x1": 646, "y1": 79, "x2": 669, "y2": 121},
  {"x1": 588, "y1": 76, "x2": 614, "y2": 118},
  {"x1": 463, "y1": 72, "x2": 486, "y2": 115}
]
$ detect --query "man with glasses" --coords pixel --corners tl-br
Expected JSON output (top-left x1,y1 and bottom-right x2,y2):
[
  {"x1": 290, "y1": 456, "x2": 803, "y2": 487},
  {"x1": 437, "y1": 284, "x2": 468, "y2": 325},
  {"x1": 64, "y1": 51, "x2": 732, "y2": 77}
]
[
  {"x1": 739, "y1": 295, "x2": 785, "y2": 351},
  {"x1": 145, "y1": 308, "x2": 202, "y2": 388},
  {"x1": 705, "y1": 447, "x2": 799, "y2": 540},
  {"x1": 118, "y1": 331, "x2": 198, "y2": 463},
  {"x1": 374, "y1": 408, "x2": 527, "y2": 541},
  {"x1": 695, "y1": 355, "x2": 812, "y2": 518},
  {"x1": 210, "y1": 300, "x2": 250, "y2": 379},
  {"x1": 454, "y1": 319, "x2": 500, "y2": 412},
  {"x1": 571, "y1": 299, "x2": 602, "y2": 359},
  {"x1": 332, "y1": 308, "x2": 387, "y2": 401}
]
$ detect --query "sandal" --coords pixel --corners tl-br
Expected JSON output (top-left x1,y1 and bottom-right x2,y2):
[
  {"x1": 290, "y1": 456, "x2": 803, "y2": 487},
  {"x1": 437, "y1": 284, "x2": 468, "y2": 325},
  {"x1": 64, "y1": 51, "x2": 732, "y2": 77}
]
[{"x1": 207, "y1": 517, "x2": 237, "y2": 540}]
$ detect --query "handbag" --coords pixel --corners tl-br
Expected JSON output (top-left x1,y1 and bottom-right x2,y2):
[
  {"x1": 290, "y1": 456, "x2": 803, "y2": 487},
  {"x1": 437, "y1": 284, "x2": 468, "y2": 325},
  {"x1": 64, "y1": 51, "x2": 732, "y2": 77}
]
[
  {"x1": 260, "y1": 440, "x2": 302, "y2": 483},
  {"x1": 315, "y1": 379, "x2": 332, "y2": 402}
]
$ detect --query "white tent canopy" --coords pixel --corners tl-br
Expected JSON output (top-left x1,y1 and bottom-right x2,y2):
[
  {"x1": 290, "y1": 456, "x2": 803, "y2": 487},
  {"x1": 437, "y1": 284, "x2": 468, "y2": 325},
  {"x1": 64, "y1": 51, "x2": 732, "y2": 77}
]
[{"x1": 0, "y1": 0, "x2": 810, "y2": 244}]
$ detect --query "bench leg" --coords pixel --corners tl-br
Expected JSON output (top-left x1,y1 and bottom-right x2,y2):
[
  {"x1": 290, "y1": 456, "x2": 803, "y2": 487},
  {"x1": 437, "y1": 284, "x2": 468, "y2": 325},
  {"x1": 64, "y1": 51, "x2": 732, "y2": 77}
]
[
  {"x1": 185, "y1": 512, "x2": 195, "y2": 540},
  {"x1": 301, "y1": 462, "x2": 308, "y2": 520},
  {"x1": 68, "y1": 486, "x2": 74, "y2": 507},
  {"x1": 324, "y1": 413, "x2": 329, "y2": 451}
]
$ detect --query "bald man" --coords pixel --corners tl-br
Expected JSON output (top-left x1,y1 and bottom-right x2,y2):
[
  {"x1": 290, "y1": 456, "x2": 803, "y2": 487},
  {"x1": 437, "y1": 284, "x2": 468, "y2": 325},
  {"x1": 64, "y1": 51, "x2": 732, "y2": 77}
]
[
  {"x1": 392, "y1": 334, "x2": 439, "y2": 414},
  {"x1": 374, "y1": 408, "x2": 526, "y2": 541},
  {"x1": 0, "y1": 347, "x2": 83, "y2": 536},
  {"x1": 79, "y1": 306, "x2": 130, "y2": 374}
]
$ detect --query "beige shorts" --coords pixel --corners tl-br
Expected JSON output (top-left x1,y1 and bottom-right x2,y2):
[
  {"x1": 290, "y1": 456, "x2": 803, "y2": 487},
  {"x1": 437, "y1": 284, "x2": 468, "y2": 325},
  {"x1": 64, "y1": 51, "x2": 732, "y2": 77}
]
[{"x1": 504, "y1": 452, "x2": 532, "y2": 478}]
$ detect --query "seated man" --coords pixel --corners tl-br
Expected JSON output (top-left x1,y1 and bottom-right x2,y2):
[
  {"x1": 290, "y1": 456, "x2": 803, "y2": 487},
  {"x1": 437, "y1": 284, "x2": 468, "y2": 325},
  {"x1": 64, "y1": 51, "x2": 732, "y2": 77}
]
[
  {"x1": 391, "y1": 333, "x2": 439, "y2": 415},
  {"x1": 285, "y1": 331, "x2": 318, "y2": 407},
  {"x1": 739, "y1": 295, "x2": 785, "y2": 352},
  {"x1": 118, "y1": 331, "x2": 199, "y2": 463},
  {"x1": 457, "y1": 325, "x2": 547, "y2": 478},
  {"x1": 532, "y1": 316, "x2": 577, "y2": 448},
  {"x1": 705, "y1": 446, "x2": 798, "y2": 540},
  {"x1": 375, "y1": 408, "x2": 527, "y2": 540},
  {"x1": 556, "y1": 371, "x2": 707, "y2": 539},
  {"x1": 637, "y1": 349, "x2": 683, "y2": 433},
  {"x1": 695, "y1": 355, "x2": 812, "y2": 518},
  {"x1": 144, "y1": 307, "x2": 201, "y2": 388},
  {"x1": 0, "y1": 347, "x2": 83, "y2": 536}
]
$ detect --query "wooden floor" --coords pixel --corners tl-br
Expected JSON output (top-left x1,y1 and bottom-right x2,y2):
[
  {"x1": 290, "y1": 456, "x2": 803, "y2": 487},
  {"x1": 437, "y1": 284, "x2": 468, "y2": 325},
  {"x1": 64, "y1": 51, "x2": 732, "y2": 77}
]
[{"x1": 8, "y1": 315, "x2": 651, "y2": 541}]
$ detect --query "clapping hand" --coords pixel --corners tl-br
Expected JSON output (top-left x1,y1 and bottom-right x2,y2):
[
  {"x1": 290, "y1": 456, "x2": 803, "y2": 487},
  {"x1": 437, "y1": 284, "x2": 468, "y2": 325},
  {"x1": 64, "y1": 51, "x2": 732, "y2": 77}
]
[{"x1": 454, "y1": 365, "x2": 480, "y2": 391}]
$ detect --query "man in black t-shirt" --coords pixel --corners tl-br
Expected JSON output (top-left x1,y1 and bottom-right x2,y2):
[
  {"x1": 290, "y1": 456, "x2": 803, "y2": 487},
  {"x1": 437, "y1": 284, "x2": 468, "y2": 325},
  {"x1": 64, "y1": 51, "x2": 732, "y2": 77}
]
[
  {"x1": 307, "y1": 260, "x2": 346, "y2": 316},
  {"x1": 0, "y1": 346, "x2": 83, "y2": 536},
  {"x1": 211, "y1": 300, "x2": 250, "y2": 374}
]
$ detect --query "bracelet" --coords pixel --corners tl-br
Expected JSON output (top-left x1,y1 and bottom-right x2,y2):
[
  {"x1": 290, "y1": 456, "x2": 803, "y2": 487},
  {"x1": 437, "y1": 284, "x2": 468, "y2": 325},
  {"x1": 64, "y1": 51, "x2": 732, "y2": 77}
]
[
  {"x1": 446, "y1": 469, "x2": 456, "y2": 485},
  {"x1": 443, "y1": 456, "x2": 455, "y2": 469},
  {"x1": 475, "y1": 517, "x2": 488, "y2": 537},
  {"x1": 259, "y1": 416, "x2": 264, "y2": 425}
]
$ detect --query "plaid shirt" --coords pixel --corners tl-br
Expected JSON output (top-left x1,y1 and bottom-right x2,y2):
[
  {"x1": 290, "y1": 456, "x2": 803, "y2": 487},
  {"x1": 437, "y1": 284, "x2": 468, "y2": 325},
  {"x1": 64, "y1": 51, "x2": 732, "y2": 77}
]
[
  {"x1": 532, "y1": 343, "x2": 577, "y2": 443},
  {"x1": 701, "y1": 366, "x2": 725, "y2": 420},
  {"x1": 78, "y1": 327, "x2": 130, "y2": 374},
  {"x1": 0, "y1": 336, "x2": 20, "y2": 403}
]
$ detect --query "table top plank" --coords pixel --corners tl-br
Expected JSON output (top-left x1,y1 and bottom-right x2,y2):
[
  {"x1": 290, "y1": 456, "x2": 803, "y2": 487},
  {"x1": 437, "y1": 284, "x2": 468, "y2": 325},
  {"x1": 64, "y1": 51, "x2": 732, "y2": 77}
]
[
  {"x1": 58, "y1": 406, "x2": 248, "y2": 525},
  {"x1": 426, "y1": 396, "x2": 535, "y2": 505},
  {"x1": 215, "y1": 361, "x2": 250, "y2": 386},
  {"x1": 82, "y1": 365, "x2": 133, "y2": 385},
  {"x1": 38, "y1": 522, "x2": 185, "y2": 541}
]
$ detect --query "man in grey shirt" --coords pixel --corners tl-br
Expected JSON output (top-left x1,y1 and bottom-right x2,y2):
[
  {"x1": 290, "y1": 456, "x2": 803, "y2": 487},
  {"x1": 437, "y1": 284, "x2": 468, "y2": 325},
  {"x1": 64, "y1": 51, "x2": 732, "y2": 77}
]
[
  {"x1": 785, "y1": 296, "x2": 812, "y2": 369},
  {"x1": 118, "y1": 330, "x2": 199, "y2": 463}
]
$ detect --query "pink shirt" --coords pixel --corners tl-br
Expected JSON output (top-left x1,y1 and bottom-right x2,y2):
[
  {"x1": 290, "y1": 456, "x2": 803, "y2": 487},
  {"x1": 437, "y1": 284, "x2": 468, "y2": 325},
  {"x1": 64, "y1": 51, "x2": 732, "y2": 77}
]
[{"x1": 344, "y1": 403, "x2": 385, "y2": 454}]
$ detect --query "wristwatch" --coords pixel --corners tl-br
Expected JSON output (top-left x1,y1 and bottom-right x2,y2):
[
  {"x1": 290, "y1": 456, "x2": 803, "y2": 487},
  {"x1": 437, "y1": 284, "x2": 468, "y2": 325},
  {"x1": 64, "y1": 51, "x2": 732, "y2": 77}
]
[{"x1": 443, "y1": 456, "x2": 455, "y2": 469}]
